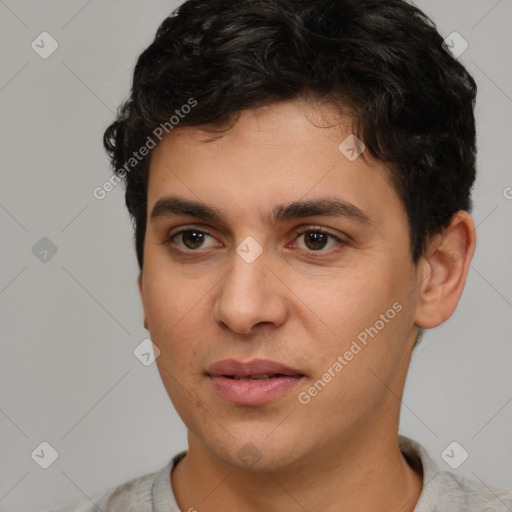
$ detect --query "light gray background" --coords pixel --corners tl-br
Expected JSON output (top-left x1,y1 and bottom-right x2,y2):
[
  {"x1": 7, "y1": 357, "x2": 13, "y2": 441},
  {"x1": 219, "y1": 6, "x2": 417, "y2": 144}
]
[{"x1": 1, "y1": 1, "x2": 511, "y2": 510}]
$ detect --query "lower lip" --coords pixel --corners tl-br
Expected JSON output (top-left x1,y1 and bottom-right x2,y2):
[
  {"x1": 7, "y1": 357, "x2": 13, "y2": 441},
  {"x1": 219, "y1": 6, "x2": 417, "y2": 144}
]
[{"x1": 209, "y1": 375, "x2": 304, "y2": 405}]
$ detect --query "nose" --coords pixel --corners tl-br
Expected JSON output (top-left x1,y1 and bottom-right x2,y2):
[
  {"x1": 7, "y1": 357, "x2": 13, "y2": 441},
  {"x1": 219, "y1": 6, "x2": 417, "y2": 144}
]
[{"x1": 213, "y1": 247, "x2": 289, "y2": 335}]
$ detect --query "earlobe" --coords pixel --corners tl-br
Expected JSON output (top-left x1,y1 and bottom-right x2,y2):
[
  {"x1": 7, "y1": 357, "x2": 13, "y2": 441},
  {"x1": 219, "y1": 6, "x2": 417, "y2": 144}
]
[{"x1": 414, "y1": 211, "x2": 476, "y2": 329}]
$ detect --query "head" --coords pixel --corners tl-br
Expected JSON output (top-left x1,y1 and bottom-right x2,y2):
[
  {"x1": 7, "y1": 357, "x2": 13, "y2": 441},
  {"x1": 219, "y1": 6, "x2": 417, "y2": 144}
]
[{"x1": 104, "y1": 0, "x2": 477, "y2": 471}]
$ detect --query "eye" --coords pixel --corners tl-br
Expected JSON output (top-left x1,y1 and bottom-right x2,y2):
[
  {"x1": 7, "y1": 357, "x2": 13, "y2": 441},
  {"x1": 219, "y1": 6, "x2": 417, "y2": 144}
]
[
  {"x1": 162, "y1": 227, "x2": 221, "y2": 251},
  {"x1": 291, "y1": 227, "x2": 345, "y2": 252},
  {"x1": 161, "y1": 225, "x2": 345, "y2": 255}
]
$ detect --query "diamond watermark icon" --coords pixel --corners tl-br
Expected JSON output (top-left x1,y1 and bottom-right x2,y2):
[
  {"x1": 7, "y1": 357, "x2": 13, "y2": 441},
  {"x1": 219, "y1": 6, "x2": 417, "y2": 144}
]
[
  {"x1": 338, "y1": 134, "x2": 365, "y2": 161},
  {"x1": 236, "y1": 236, "x2": 263, "y2": 264},
  {"x1": 441, "y1": 32, "x2": 468, "y2": 59},
  {"x1": 237, "y1": 442, "x2": 262, "y2": 468},
  {"x1": 441, "y1": 441, "x2": 468, "y2": 469},
  {"x1": 32, "y1": 237, "x2": 58, "y2": 263},
  {"x1": 31, "y1": 441, "x2": 59, "y2": 469},
  {"x1": 134, "y1": 338, "x2": 161, "y2": 366},
  {"x1": 31, "y1": 32, "x2": 59, "y2": 59}
]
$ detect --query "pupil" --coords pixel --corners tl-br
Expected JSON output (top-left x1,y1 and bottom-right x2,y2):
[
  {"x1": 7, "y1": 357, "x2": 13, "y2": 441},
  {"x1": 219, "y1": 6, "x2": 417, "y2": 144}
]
[
  {"x1": 305, "y1": 232, "x2": 327, "y2": 250},
  {"x1": 183, "y1": 231, "x2": 204, "y2": 249}
]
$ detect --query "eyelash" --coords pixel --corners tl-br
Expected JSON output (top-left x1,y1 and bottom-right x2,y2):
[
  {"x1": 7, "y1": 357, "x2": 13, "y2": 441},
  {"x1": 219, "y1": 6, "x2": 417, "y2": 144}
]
[{"x1": 161, "y1": 225, "x2": 346, "y2": 256}]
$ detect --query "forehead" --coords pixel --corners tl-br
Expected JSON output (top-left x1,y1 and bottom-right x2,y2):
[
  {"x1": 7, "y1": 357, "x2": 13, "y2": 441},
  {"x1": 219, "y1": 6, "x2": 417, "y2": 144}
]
[
  {"x1": 146, "y1": 99, "x2": 400, "y2": 224},
  {"x1": 153, "y1": 98, "x2": 356, "y2": 160}
]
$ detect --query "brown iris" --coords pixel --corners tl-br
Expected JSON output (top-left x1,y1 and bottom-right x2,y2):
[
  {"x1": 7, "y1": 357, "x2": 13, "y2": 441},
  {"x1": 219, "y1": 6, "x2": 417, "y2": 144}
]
[
  {"x1": 182, "y1": 230, "x2": 206, "y2": 249},
  {"x1": 303, "y1": 232, "x2": 328, "y2": 250}
]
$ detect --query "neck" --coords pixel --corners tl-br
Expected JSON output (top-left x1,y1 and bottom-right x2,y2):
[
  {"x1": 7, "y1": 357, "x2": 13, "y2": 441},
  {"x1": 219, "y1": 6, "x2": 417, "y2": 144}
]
[{"x1": 171, "y1": 424, "x2": 423, "y2": 512}]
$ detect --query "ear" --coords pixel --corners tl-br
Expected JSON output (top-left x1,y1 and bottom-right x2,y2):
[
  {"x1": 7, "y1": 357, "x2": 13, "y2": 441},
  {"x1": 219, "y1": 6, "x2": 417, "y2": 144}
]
[
  {"x1": 414, "y1": 210, "x2": 476, "y2": 329},
  {"x1": 137, "y1": 273, "x2": 149, "y2": 330}
]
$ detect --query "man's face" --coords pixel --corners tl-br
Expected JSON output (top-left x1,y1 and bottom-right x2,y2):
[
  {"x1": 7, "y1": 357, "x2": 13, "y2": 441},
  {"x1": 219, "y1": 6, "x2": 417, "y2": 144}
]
[{"x1": 138, "y1": 99, "x2": 423, "y2": 470}]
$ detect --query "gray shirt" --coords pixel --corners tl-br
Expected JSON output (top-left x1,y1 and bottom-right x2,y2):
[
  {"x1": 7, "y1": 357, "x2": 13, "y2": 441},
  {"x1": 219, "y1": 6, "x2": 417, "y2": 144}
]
[{"x1": 46, "y1": 436, "x2": 512, "y2": 511}]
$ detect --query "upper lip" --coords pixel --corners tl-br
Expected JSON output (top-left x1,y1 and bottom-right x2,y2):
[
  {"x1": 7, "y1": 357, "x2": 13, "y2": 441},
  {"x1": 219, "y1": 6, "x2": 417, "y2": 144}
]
[{"x1": 206, "y1": 359, "x2": 305, "y2": 377}]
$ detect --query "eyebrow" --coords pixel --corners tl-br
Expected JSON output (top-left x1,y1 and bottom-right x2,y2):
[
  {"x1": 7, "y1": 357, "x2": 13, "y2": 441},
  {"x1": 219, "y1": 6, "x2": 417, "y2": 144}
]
[{"x1": 150, "y1": 196, "x2": 372, "y2": 225}]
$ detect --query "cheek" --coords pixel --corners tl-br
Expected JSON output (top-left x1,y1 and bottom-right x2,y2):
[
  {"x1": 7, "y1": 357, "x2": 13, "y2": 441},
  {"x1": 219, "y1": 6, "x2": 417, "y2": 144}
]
[
  {"x1": 145, "y1": 272, "x2": 210, "y2": 418},
  {"x1": 141, "y1": 270, "x2": 209, "y2": 402},
  {"x1": 142, "y1": 259, "x2": 205, "y2": 334},
  {"x1": 296, "y1": 270, "x2": 391, "y2": 341},
  {"x1": 296, "y1": 269, "x2": 408, "y2": 395}
]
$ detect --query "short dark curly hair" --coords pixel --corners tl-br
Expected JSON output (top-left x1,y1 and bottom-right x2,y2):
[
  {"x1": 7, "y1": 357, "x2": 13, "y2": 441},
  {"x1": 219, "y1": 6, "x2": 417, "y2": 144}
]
[{"x1": 103, "y1": 0, "x2": 477, "y2": 271}]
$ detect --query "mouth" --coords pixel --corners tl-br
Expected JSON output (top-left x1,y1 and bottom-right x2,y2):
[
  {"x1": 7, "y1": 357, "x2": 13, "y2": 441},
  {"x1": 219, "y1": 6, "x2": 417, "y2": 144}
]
[
  {"x1": 206, "y1": 358, "x2": 305, "y2": 378},
  {"x1": 206, "y1": 359, "x2": 306, "y2": 405},
  {"x1": 221, "y1": 373, "x2": 297, "y2": 381}
]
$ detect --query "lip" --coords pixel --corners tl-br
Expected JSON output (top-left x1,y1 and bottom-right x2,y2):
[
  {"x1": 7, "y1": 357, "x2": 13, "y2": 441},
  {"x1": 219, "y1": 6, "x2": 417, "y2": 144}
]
[
  {"x1": 206, "y1": 358, "x2": 304, "y2": 378},
  {"x1": 206, "y1": 359, "x2": 305, "y2": 406}
]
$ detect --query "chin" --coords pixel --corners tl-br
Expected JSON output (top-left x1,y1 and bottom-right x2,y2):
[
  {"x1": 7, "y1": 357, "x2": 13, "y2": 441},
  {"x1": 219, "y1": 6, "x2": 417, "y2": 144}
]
[{"x1": 202, "y1": 427, "x2": 305, "y2": 472}]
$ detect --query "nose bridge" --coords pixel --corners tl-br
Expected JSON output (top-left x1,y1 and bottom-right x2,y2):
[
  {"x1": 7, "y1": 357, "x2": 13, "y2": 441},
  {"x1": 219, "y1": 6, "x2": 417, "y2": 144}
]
[{"x1": 213, "y1": 242, "x2": 287, "y2": 334}]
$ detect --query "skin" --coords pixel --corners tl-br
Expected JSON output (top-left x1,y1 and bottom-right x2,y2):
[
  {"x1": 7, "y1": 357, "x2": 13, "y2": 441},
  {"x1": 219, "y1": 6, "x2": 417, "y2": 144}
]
[{"x1": 137, "y1": 98, "x2": 476, "y2": 512}]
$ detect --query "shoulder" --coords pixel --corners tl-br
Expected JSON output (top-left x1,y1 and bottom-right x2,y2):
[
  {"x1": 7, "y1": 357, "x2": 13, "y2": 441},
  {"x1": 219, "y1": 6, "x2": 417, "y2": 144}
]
[
  {"x1": 42, "y1": 450, "x2": 187, "y2": 512},
  {"x1": 434, "y1": 471, "x2": 512, "y2": 512},
  {"x1": 432, "y1": 470, "x2": 512, "y2": 511},
  {"x1": 42, "y1": 459, "x2": 172, "y2": 512},
  {"x1": 399, "y1": 436, "x2": 512, "y2": 512},
  {"x1": 43, "y1": 471, "x2": 155, "y2": 512}
]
